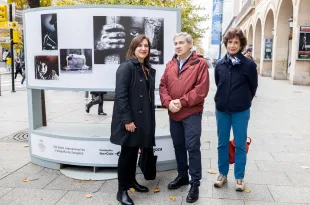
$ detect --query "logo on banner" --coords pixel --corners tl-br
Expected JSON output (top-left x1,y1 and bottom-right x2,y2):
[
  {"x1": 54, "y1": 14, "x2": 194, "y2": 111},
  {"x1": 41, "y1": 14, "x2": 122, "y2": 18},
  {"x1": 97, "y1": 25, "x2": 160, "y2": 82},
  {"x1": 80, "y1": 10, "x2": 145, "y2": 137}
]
[
  {"x1": 38, "y1": 140, "x2": 46, "y2": 152},
  {"x1": 153, "y1": 148, "x2": 163, "y2": 152}
]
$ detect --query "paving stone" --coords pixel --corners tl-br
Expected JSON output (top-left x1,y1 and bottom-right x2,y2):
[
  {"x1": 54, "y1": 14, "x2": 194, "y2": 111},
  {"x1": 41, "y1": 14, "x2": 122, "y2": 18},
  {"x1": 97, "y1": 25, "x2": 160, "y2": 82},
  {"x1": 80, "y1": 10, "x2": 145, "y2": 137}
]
[
  {"x1": 249, "y1": 144, "x2": 288, "y2": 153},
  {"x1": 0, "y1": 187, "x2": 12, "y2": 198},
  {"x1": 244, "y1": 201, "x2": 305, "y2": 205},
  {"x1": 99, "y1": 179, "x2": 118, "y2": 195},
  {"x1": 268, "y1": 185, "x2": 310, "y2": 203},
  {"x1": 284, "y1": 170, "x2": 310, "y2": 187},
  {"x1": 44, "y1": 174, "x2": 104, "y2": 192},
  {"x1": 55, "y1": 191, "x2": 119, "y2": 205},
  {"x1": 188, "y1": 198, "x2": 245, "y2": 205},
  {"x1": 255, "y1": 161, "x2": 305, "y2": 172},
  {"x1": 271, "y1": 153, "x2": 310, "y2": 162},
  {"x1": 15, "y1": 162, "x2": 44, "y2": 174},
  {"x1": 0, "y1": 171, "x2": 59, "y2": 189},
  {"x1": 201, "y1": 150, "x2": 218, "y2": 159},
  {"x1": 247, "y1": 152, "x2": 275, "y2": 161},
  {"x1": 0, "y1": 188, "x2": 66, "y2": 205},
  {"x1": 129, "y1": 193, "x2": 183, "y2": 205},
  {"x1": 212, "y1": 183, "x2": 274, "y2": 201}
]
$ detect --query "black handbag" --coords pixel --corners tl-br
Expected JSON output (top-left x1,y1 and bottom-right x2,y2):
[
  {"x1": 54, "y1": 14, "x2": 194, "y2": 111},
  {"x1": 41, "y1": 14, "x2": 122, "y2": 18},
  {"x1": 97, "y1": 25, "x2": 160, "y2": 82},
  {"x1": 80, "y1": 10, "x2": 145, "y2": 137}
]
[{"x1": 138, "y1": 147, "x2": 158, "y2": 180}]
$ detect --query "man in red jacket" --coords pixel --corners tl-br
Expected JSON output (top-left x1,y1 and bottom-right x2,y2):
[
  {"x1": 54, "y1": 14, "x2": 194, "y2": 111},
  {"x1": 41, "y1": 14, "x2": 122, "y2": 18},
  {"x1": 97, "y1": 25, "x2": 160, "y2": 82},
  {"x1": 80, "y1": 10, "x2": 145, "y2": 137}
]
[{"x1": 159, "y1": 32, "x2": 210, "y2": 203}]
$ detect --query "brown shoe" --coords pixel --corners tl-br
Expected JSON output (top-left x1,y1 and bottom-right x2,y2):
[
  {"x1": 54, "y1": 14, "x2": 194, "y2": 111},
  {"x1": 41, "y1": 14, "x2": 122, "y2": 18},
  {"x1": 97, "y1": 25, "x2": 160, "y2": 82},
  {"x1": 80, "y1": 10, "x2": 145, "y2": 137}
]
[
  {"x1": 235, "y1": 179, "x2": 245, "y2": 192},
  {"x1": 214, "y1": 174, "x2": 227, "y2": 188}
]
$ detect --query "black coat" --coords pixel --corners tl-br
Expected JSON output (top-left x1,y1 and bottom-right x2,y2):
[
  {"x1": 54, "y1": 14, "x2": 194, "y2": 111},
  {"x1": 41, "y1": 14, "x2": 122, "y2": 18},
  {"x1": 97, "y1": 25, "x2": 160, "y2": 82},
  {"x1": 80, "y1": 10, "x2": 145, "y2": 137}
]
[
  {"x1": 110, "y1": 59, "x2": 156, "y2": 148},
  {"x1": 214, "y1": 53, "x2": 258, "y2": 112}
]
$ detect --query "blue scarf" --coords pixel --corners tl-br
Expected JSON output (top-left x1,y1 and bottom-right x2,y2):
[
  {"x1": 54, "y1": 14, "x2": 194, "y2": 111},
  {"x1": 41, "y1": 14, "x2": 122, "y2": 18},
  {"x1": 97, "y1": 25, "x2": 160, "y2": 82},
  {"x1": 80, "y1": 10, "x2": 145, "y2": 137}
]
[{"x1": 227, "y1": 53, "x2": 241, "y2": 66}]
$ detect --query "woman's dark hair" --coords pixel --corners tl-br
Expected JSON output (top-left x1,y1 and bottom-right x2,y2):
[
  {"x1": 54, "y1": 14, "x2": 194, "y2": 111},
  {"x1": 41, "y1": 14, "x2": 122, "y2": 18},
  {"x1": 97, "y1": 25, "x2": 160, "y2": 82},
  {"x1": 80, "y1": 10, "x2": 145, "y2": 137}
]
[
  {"x1": 126, "y1": 35, "x2": 151, "y2": 63},
  {"x1": 223, "y1": 28, "x2": 247, "y2": 51}
]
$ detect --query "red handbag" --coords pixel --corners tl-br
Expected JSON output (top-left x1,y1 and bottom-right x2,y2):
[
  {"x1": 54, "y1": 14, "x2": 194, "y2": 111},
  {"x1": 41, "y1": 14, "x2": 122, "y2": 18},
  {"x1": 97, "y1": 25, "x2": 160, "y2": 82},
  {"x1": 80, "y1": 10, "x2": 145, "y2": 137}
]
[{"x1": 229, "y1": 137, "x2": 252, "y2": 164}]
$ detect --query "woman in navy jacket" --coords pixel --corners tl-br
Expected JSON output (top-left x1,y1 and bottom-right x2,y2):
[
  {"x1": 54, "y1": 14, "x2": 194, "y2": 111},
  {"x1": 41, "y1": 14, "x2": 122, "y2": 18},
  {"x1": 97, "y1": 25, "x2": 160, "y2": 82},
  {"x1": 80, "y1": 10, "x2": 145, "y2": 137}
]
[{"x1": 213, "y1": 28, "x2": 258, "y2": 192}]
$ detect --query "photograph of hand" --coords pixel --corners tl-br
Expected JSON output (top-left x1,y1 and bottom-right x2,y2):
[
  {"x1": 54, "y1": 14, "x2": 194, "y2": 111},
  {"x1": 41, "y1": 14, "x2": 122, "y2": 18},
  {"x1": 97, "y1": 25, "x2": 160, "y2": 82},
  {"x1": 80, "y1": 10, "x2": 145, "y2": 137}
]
[
  {"x1": 93, "y1": 16, "x2": 164, "y2": 64},
  {"x1": 41, "y1": 13, "x2": 58, "y2": 50}
]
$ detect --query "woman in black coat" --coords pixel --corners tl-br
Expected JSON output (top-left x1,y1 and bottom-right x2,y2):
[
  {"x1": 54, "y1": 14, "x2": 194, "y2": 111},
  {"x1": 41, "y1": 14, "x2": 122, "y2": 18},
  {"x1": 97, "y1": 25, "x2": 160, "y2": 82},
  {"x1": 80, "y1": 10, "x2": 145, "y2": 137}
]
[{"x1": 110, "y1": 34, "x2": 156, "y2": 205}]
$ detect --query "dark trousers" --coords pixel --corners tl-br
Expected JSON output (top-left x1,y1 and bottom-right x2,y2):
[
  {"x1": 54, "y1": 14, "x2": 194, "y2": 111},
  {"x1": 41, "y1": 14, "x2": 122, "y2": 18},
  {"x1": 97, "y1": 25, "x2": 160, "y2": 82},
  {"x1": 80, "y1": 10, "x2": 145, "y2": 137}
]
[
  {"x1": 170, "y1": 112, "x2": 202, "y2": 186},
  {"x1": 21, "y1": 73, "x2": 26, "y2": 84},
  {"x1": 15, "y1": 70, "x2": 23, "y2": 79},
  {"x1": 118, "y1": 146, "x2": 139, "y2": 190},
  {"x1": 86, "y1": 93, "x2": 104, "y2": 113}
]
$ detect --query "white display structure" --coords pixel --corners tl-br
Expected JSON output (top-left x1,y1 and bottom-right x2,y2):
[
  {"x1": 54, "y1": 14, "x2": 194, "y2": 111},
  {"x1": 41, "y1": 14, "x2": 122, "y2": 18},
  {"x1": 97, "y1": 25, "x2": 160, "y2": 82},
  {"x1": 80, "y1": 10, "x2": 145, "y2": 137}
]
[
  {"x1": 24, "y1": 5, "x2": 181, "y2": 172},
  {"x1": 25, "y1": 5, "x2": 180, "y2": 90}
]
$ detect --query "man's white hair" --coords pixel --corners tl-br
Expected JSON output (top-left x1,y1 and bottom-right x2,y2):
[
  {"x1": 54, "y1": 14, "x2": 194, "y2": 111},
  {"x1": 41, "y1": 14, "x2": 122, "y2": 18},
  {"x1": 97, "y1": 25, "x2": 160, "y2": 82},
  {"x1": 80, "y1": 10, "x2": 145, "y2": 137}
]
[{"x1": 174, "y1": 32, "x2": 193, "y2": 44}]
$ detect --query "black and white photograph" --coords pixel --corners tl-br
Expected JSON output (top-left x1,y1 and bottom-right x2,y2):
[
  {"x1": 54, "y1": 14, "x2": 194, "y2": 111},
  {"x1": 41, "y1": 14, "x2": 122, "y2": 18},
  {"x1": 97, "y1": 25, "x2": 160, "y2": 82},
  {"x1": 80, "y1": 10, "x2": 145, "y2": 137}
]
[
  {"x1": 60, "y1": 49, "x2": 92, "y2": 73},
  {"x1": 41, "y1": 13, "x2": 58, "y2": 50},
  {"x1": 34, "y1": 56, "x2": 59, "y2": 80},
  {"x1": 93, "y1": 16, "x2": 164, "y2": 64},
  {"x1": 298, "y1": 26, "x2": 310, "y2": 60}
]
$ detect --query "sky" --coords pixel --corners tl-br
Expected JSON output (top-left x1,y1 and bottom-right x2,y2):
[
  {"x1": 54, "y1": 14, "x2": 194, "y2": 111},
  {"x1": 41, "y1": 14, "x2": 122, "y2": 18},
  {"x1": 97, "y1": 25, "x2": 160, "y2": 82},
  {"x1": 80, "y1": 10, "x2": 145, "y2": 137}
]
[{"x1": 193, "y1": 0, "x2": 213, "y2": 56}]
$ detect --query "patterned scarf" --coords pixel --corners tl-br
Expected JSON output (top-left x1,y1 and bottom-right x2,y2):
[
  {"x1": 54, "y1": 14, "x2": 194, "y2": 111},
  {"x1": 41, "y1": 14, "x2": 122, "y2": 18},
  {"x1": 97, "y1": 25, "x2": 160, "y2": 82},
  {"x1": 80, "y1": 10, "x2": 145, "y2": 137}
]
[{"x1": 227, "y1": 53, "x2": 241, "y2": 66}]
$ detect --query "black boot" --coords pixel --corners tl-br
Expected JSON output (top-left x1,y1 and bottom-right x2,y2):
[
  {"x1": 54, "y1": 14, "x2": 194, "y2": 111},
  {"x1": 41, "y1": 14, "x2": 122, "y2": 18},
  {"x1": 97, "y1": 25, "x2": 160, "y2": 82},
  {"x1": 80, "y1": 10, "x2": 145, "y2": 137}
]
[
  {"x1": 116, "y1": 190, "x2": 134, "y2": 205},
  {"x1": 131, "y1": 180, "x2": 149, "y2": 192},
  {"x1": 186, "y1": 185, "x2": 199, "y2": 203},
  {"x1": 168, "y1": 176, "x2": 189, "y2": 190}
]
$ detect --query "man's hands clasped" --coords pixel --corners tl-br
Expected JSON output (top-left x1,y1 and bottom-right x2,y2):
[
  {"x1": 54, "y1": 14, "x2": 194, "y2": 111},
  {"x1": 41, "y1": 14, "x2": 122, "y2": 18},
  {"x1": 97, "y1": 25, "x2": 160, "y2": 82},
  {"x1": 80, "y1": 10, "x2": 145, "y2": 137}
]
[{"x1": 169, "y1": 99, "x2": 182, "y2": 113}]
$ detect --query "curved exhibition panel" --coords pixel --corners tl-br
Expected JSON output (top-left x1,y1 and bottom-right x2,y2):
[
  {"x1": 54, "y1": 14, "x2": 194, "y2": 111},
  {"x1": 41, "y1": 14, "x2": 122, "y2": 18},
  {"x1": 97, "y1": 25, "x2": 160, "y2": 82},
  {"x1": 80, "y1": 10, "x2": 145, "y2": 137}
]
[{"x1": 24, "y1": 5, "x2": 181, "y2": 172}]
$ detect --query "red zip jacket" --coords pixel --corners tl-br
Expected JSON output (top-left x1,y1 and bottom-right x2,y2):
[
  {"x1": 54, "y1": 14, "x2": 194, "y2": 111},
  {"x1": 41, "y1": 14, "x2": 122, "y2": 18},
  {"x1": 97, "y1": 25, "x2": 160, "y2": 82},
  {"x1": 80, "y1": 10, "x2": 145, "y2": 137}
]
[{"x1": 159, "y1": 51, "x2": 210, "y2": 121}]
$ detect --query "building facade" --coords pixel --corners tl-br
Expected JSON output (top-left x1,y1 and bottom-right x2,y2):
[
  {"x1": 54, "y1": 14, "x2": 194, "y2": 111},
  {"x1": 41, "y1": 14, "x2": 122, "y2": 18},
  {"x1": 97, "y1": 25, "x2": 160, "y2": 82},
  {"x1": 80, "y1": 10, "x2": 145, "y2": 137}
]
[{"x1": 221, "y1": 0, "x2": 310, "y2": 86}]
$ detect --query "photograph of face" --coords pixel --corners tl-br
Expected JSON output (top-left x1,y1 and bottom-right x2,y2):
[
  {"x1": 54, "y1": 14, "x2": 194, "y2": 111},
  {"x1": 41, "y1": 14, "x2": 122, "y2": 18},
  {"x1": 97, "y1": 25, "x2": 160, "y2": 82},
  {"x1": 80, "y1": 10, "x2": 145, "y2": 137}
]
[
  {"x1": 60, "y1": 49, "x2": 92, "y2": 73},
  {"x1": 41, "y1": 13, "x2": 58, "y2": 50},
  {"x1": 93, "y1": 16, "x2": 164, "y2": 64},
  {"x1": 34, "y1": 56, "x2": 59, "y2": 80},
  {"x1": 298, "y1": 32, "x2": 310, "y2": 59}
]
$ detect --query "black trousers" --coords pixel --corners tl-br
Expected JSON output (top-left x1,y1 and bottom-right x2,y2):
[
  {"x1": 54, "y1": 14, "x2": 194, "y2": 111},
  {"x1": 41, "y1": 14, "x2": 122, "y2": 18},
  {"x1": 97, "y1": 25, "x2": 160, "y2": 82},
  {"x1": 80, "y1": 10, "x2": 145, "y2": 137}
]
[
  {"x1": 86, "y1": 93, "x2": 104, "y2": 113},
  {"x1": 118, "y1": 146, "x2": 139, "y2": 190},
  {"x1": 15, "y1": 70, "x2": 23, "y2": 79}
]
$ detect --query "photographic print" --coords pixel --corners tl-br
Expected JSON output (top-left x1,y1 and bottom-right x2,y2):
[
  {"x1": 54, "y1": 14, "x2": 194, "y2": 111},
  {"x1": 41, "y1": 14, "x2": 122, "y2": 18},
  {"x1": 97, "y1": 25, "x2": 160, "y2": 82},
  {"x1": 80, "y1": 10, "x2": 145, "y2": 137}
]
[
  {"x1": 41, "y1": 13, "x2": 58, "y2": 50},
  {"x1": 298, "y1": 26, "x2": 310, "y2": 60},
  {"x1": 60, "y1": 49, "x2": 92, "y2": 73},
  {"x1": 93, "y1": 16, "x2": 164, "y2": 64},
  {"x1": 34, "y1": 56, "x2": 59, "y2": 80}
]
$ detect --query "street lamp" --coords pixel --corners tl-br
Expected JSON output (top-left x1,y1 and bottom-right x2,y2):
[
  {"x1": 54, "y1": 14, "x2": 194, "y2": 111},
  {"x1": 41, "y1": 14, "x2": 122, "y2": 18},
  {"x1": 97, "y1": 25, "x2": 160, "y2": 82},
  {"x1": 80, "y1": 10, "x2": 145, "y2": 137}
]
[{"x1": 289, "y1": 16, "x2": 293, "y2": 28}]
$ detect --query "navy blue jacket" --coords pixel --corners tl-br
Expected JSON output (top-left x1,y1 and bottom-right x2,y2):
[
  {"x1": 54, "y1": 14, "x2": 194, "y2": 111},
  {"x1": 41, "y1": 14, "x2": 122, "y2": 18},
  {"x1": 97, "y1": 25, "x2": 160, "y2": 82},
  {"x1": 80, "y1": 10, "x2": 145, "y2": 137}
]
[{"x1": 214, "y1": 53, "x2": 258, "y2": 112}]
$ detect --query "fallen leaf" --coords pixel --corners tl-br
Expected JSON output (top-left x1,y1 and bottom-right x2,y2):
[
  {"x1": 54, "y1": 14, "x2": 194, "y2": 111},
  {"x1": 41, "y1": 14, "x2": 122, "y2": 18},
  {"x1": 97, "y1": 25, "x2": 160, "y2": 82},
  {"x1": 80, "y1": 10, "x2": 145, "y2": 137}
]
[
  {"x1": 23, "y1": 145, "x2": 29, "y2": 148},
  {"x1": 169, "y1": 196, "x2": 176, "y2": 201},
  {"x1": 129, "y1": 188, "x2": 136, "y2": 193},
  {"x1": 301, "y1": 166, "x2": 310, "y2": 169},
  {"x1": 207, "y1": 170, "x2": 218, "y2": 174},
  {"x1": 85, "y1": 194, "x2": 92, "y2": 198},
  {"x1": 153, "y1": 187, "x2": 160, "y2": 193},
  {"x1": 23, "y1": 178, "x2": 29, "y2": 182},
  {"x1": 244, "y1": 189, "x2": 251, "y2": 193}
]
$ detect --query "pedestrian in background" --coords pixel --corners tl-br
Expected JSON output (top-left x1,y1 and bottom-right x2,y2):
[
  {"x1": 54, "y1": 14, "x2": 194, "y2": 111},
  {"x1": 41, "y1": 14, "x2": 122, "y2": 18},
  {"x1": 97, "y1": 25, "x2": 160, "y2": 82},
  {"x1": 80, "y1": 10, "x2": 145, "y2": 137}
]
[{"x1": 85, "y1": 92, "x2": 107, "y2": 115}]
